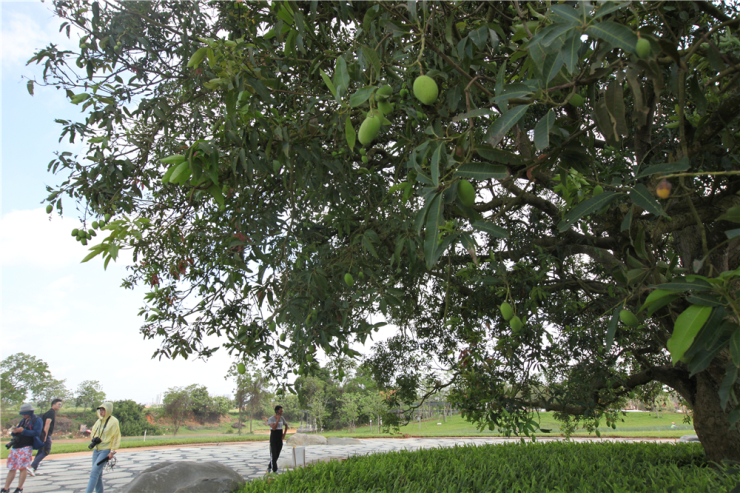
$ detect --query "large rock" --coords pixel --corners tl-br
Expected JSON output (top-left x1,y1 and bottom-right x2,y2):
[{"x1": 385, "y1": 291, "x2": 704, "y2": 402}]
[
  {"x1": 327, "y1": 437, "x2": 363, "y2": 445},
  {"x1": 286, "y1": 433, "x2": 327, "y2": 446},
  {"x1": 117, "y1": 461, "x2": 245, "y2": 493},
  {"x1": 679, "y1": 435, "x2": 700, "y2": 442}
]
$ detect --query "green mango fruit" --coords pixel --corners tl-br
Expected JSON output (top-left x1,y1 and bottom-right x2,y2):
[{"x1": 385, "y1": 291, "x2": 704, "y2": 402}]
[
  {"x1": 237, "y1": 363, "x2": 246, "y2": 375},
  {"x1": 593, "y1": 185, "x2": 604, "y2": 196},
  {"x1": 361, "y1": 156, "x2": 369, "y2": 164},
  {"x1": 569, "y1": 93, "x2": 585, "y2": 107},
  {"x1": 399, "y1": 88, "x2": 409, "y2": 97},
  {"x1": 510, "y1": 316, "x2": 523, "y2": 332},
  {"x1": 358, "y1": 114, "x2": 381, "y2": 145},
  {"x1": 344, "y1": 273, "x2": 355, "y2": 286},
  {"x1": 376, "y1": 85, "x2": 393, "y2": 100},
  {"x1": 620, "y1": 309, "x2": 639, "y2": 327},
  {"x1": 636, "y1": 38, "x2": 650, "y2": 58},
  {"x1": 500, "y1": 302, "x2": 514, "y2": 321},
  {"x1": 359, "y1": 148, "x2": 366, "y2": 155},
  {"x1": 458, "y1": 180, "x2": 476, "y2": 207},
  {"x1": 104, "y1": 214, "x2": 112, "y2": 222},
  {"x1": 378, "y1": 101, "x2": 394, "y2": 115},
  {"x1": 46, "y1": 204, "x2": 53, "y2": 214},
  {"x1": 413, "y1": 75, "x2": 439, "y2": 105},
  {"x1": 71, "y1": 228, "x2": 79, "y2": 237}
]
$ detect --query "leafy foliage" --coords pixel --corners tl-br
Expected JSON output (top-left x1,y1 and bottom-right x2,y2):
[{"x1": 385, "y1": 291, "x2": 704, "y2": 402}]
[
  {"x1": 238, "y1": 442, "x2": 736, "y2": 493},
  {"x1": 31, "y1": 0, "x2": 740, "y2": 460},
  {"x1": 112, "y1": 399, "x2": 160, "y2": 437},
  {"x1": 1, "y1": 353, "x2": 54, "y2": 409}
]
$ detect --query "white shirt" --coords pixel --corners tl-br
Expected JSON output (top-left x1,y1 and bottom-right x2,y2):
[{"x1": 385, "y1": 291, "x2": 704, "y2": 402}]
[{"x1": 267, "y1": 415, "x2": 286, "y2": 430}]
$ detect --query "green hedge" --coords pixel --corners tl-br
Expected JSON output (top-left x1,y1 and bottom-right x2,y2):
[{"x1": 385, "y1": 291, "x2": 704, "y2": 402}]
[{"x1": 240, "y1": 442, "x2": 738, "y2": 492}]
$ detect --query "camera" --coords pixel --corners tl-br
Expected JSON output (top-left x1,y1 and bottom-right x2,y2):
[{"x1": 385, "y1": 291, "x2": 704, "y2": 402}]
[
  {"x1": 5, "y1": 436, "x2": 17, "y2": 450},
  {"x1": 88, "y1": 437, "x2": 102, "y2": 450}
]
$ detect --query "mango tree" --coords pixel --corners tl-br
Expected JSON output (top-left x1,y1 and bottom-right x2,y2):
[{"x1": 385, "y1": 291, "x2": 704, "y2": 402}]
[{"x1": 32, "y1": 1, "x2": 740, "y2": 461}]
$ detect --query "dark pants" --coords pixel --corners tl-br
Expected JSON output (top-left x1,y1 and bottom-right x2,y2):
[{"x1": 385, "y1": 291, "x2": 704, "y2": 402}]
[
  {"x1": 268, "y1": 429, "x2": 283, "y2": 472},
  {"x1": 31, "y1": 435, "x2": 52, "y2": 470}
]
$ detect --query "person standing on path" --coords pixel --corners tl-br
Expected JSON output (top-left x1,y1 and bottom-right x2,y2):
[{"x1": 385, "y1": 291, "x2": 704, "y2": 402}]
[
  {"x1": 266, "y1": 405, "x2": 288, "y2": 473},
  {"x1": 2, "y1": 403, "x2": 43, "y2": 493},
  {"x1": 85, "y1": 402, "x2": 121, "y2": 493},
  {"x1": 27, "y1": 398, "x2": 63, "y2": 476}
]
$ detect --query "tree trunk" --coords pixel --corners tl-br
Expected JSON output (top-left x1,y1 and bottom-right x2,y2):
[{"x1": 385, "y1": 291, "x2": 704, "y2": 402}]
[{"x1": 691, "y1": 362, "x2": 740, "y2": 463}]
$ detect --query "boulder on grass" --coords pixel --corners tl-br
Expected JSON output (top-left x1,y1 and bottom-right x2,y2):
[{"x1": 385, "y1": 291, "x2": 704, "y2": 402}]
[
  {"x1": 327, "y1": 437, "x2": 363, "y2": 445},
  {"x1": 286, "y1": 433, "x2": 327, "y2": 446},
  {"x1": 117, "y1": 461, "x2": 245, "y2": 493},
  {"x1": 679, "y1": 435, "x2": 700, "y2": 442}
]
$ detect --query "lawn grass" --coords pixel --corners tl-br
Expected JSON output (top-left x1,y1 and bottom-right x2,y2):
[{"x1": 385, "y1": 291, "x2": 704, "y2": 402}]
[
  {"x1": 324, "y1": 411, "x2": 694, "y2": 438},
  {"x1": 239, "y1": 442, "x2": 737, "y2": 492},
  {"x1": 0, "y1": 434, "x2": 269, "y2": 459},
  {"x1": 2, "y1": 411, "x2": 694, "y2": 459}
]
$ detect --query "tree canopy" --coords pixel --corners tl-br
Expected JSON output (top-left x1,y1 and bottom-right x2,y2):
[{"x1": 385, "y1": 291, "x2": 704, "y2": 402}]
[{"x1": 32, "y1": 0, "x2": 740, "y2": 461}]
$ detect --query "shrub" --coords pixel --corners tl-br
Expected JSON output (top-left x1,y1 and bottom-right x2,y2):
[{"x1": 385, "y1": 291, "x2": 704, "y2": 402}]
[
  {"x1": 239, "y1": 442, "x2": 737, "y2": 492},
  {"x1": 113, "y1": 400, "x2": 160, "y2": 437}
]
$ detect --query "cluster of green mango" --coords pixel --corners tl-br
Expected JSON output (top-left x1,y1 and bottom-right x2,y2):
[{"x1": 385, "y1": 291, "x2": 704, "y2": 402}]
[{"x1": 71, "y1": 214, "x2": 111, "y2": 246}]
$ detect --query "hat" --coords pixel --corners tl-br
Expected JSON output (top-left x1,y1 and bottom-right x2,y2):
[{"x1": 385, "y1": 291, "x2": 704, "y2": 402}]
[{"x1": 19, "y1": 403, "x2": 34, "y2": 415}]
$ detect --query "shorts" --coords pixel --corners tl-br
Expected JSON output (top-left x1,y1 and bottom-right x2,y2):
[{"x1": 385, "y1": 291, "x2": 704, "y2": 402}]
[{"x1": 7, "y1": 446, "x2": 33, "y2": 470}]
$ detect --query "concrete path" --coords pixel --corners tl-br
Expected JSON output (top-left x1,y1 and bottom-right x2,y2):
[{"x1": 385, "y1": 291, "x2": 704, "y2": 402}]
[{"x1": 1, "y1": 437, "x2": 677, "y2": 492}]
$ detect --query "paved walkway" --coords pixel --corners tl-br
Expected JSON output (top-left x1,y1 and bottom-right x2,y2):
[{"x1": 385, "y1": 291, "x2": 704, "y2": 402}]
[{"x1": 1, "y1": 437, "x2": 678, "y2": 492}]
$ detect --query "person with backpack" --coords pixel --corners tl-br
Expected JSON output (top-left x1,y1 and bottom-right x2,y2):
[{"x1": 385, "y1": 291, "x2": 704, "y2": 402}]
[
  {"x1": 85, "y1": 402, "x2": 121, "y2": 493},
  {"x1": 2, "y1": 403, "x2": 43, "y2": 493},
  {"x1": 27, "y1": 398, "x2": 64, "y2": 476}
]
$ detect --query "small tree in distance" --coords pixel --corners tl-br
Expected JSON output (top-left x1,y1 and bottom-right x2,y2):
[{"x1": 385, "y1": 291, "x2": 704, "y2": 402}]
[
  {"x1": 226, "y1": 363, "x2": 269, "y2": 434},
  {"x1": 161, "y1": 387, "x2": 191, "y2": 436},
  {"x1": 75, "y1": 380, "x2": 106, "y2": 414}
]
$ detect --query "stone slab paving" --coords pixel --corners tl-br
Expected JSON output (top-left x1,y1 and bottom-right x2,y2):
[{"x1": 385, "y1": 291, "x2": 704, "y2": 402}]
[{"x1": 1, "y1": 437, "x2": 677, "y2": 492}]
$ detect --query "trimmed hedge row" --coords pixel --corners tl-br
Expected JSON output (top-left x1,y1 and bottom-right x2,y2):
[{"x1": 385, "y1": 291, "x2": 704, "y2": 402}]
[{"x1": 239, "y1": 441, "x2": 738, "y2": 492}]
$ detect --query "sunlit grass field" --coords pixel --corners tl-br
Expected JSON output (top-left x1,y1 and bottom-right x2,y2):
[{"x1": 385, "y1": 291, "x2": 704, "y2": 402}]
[{"x1": 1, "y1": 411, "x2": 693, "y2": 459}]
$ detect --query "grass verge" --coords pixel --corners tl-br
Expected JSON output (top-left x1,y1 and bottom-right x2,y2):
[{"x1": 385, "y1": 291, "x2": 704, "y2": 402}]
[
  {"x1": 239, "y1": 442, "x2": 738, "y2": 492},
  {"x1": 0, "y1": 435, "x2": 268, "y2": 459}
]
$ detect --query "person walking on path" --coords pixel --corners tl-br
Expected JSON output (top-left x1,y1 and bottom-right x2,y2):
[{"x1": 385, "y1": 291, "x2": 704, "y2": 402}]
[
  {"x1": 2, "y1": 403, "x2": 43, "y2": 493},
  {"x1": 27, "y1": 398, "x2": 63, "y2": 476},
  {"x1": 266, "y1": 405, "x2": 288, "y2": 474},
  {"x1": 84, "y1": 402, "x2": 121, "y2": 493}
]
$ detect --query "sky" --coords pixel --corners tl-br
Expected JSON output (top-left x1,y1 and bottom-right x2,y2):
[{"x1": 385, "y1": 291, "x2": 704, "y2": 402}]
[{"x1": 0, "y1": 0, "x2": 398, "y2": 406}]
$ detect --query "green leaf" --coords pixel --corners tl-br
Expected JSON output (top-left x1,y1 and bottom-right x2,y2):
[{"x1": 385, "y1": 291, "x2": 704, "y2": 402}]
[
  {"x1": 80, "y1": 245, "x2": 104, "y2": 263},
  {"x1": 629, "y1": 184, "x2": 663, "y2": 216},
  {"x1": 333, "y1": 57, "x2": 350, "y2": 94},
  {"x1": 635, "y1": 157, "x2": 690, "y2": 179},
  {"x1": 561, "y1": 33, "x2": 582, "y2": 74},
  {"x1": 652, "y1": 279, "x2": 712, "y2": 292},
  {"x1": 639, "y1": 289, "x2": 675, "y2": 312},
  {"x1": 169, "y1": 161, "x2": 190, "y2": 184},
  {"x1": 452, "y1": 109, "x2": 494, "y2": 122},
  {"x1": 319, "y1": 69, "x2": 337, "y2": 98},
  {"x1": 605, "y1": 309, "x2": 619, "y2": 351},
  {"x1": 486, "y1": 105, "x2": 530, "y2": 147},
  {"x1": 731, "y1": 329, "x2": 740, "y2": 367},
  {"x1": 492, "y1": 84, "x2": 533, "y2": 102},
  {"x1": 620, "y1": 209, "x2": 633, "y2": 232},
  {"x1": 208, "y1": 184, "x2": 225, "y2": 210},
  {"x1": 424, "y1": 193, "x2": 444, "y2": 270},
  {"x1": 26, "y1": 80, "x2": 34, "y2": 96},
  {"x1": 534, "y1": 109, "x2": 555, "y2": 150},
  {"x1": 541, "y1": 52, "x2": 564, "y2": 84},
  {"x1": 585, "y1": 21, "x2": 637, "y2": 53},
  {"x1": 345, "y1": 116, "x2": 356, "y2": 150},
  {"x1": 362, "y1": 235, "x2": 379, "y2": 259},
  {"x1": 667, "y1": 305, "x2": 713, "y2": 364},
  {"x1": 726, "y1": 228, "x2": 740, "y2": 239},
  {"x1": 557, "y1": 192, "x2": 623, "y2": 232},
  {"x1": 718, "y1": 205, "x2": 740, "y2": 223},
  {"x1": 160, "y1": 154, "x2": 187, "y2": 165},
  {"x1": 187, "y1": 47, "x2": 207, "y2": 68},
  {"x1": 472, "y1": 221, "x2": 509, "y2": 239},
  {"x1": 360, "y1": 45, "x2": 381, "y2": 75},
  {"x1": 430, "y1": 144, "x2": 442, "y2": 186},
  {"x1": 550, "y1": 5, "x2": 584, "y2": 25},
  {"x1": 454, "y1": 163, "x2": 509, "y2": 180},
  {"x1": 350, "y1": 86, "x2": 376, "y2": 107},
  {"x1": 429, "y1": 233, "x2": 461, "y2": 267},
  {"x1": 593, "y1": 1, "x2": 630, "y2": 20}
]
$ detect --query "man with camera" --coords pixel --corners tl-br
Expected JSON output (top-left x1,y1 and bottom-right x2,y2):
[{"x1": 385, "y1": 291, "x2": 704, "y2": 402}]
[
  {"x1": 84, "y1": 402, "x2": 121, "y2": 493},
  {"x1": 2, "y1": 403, "x2": 43, "y2": 493},
  {"x1": 27, "y1": 398, "x2": 63, "y2": 476},
  {"x1": 266, "y1": 405, "x2": 288, "y2": 474}
]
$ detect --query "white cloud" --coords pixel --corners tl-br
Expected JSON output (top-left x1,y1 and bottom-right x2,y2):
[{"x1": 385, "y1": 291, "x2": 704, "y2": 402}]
[
  {"x1": 1, "y1": 207, "x2": 86, "y2": 268},
  {"x1": 1, "y1": 5, "x2": 79, "y2": 71}
]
